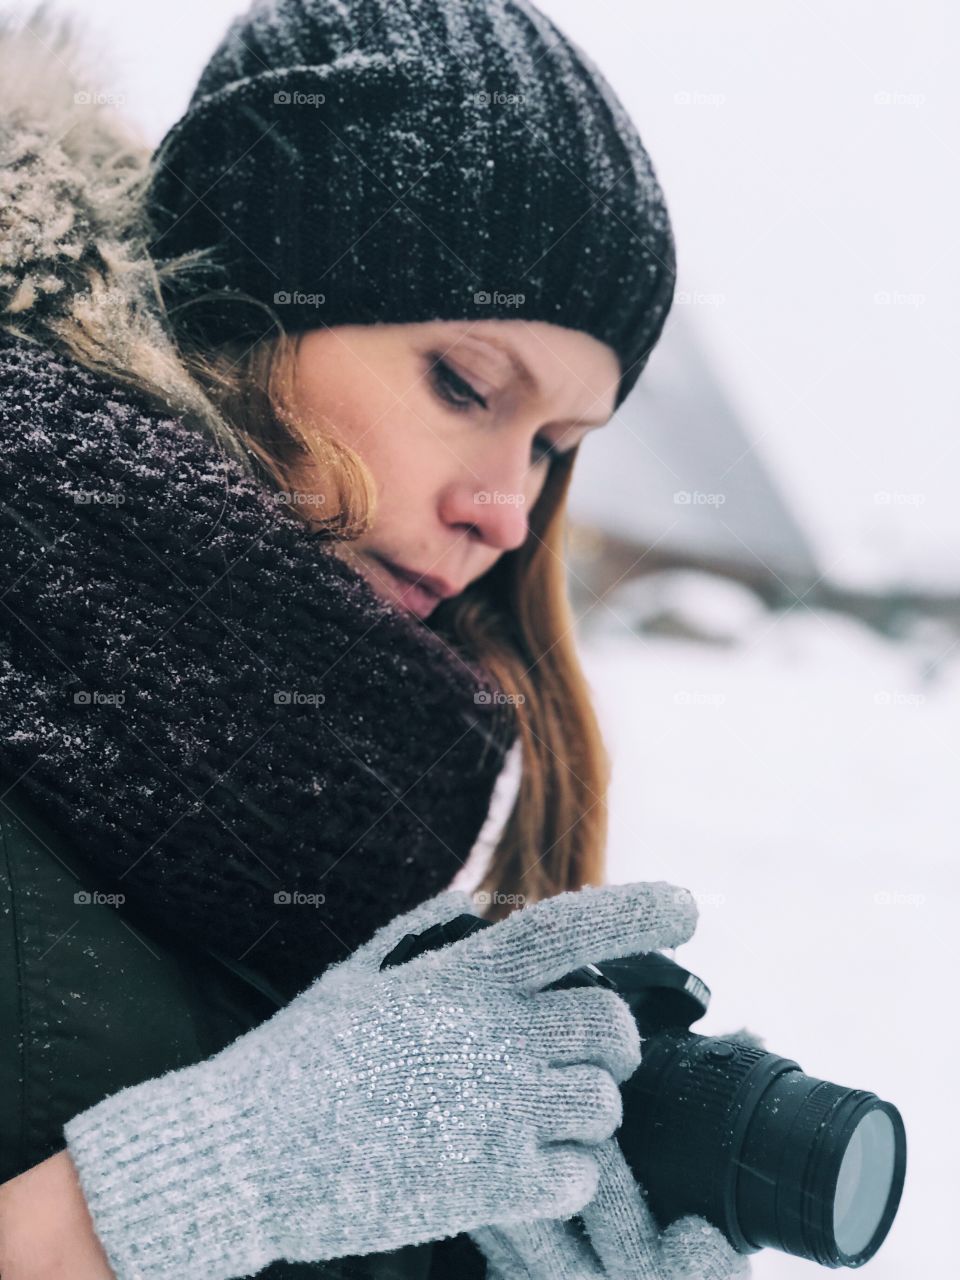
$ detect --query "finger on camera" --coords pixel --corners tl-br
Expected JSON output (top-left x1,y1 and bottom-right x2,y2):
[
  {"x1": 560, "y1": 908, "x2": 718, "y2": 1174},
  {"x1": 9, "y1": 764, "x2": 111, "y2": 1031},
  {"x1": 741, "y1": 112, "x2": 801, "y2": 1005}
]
[
  {"x1": 533, "y1": 986, "x2": 641, "y2": 1083},
  {"x1": 439, "y1": 881, "x2": 698, "y2": 994},
  {"x1": 578, "y1": 1138, "x2": 663, "y2": 1278},
  {"x1": 660, "y1": 1214, "x2": 752, "y2": 1280}
]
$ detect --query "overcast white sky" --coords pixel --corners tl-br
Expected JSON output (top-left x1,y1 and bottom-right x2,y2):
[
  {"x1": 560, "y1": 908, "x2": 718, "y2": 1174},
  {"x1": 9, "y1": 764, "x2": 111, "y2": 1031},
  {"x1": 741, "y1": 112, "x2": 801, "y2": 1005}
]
[{"x1": 36, "y1": 0, "x2": 960, "y2": 591}]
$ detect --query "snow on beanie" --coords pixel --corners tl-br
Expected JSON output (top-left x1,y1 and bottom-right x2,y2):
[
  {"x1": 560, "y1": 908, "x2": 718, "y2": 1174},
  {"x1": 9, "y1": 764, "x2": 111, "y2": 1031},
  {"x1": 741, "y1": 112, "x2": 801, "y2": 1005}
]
[{"x1": 145, "y1": 0, "x2": 676, "y2": 408}]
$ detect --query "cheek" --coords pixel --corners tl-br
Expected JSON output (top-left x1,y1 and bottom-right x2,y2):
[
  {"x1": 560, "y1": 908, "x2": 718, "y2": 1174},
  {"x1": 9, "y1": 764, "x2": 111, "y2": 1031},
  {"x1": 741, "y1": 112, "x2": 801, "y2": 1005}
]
[
  {"x1": 293, "y1": 342, "x2": 458, "y2": 515},
  {"x1": 346, "y1": 401, "x2": 425, "y2": 477},
  {"x1": 342, "y1": 402, "x2": 449, "y2": 527}
]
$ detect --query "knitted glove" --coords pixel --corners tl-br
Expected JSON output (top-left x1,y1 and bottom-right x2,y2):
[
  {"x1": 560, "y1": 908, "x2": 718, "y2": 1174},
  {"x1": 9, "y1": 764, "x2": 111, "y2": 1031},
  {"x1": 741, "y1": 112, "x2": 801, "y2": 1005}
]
[
  {"x1": 471, "y1": 1135, "x2": 750, "y2": 1280},
  {"x1": 63, "y1": 879, "x2": 698, "y2": 1280},
  {"x1": 469, "y1": 1032, "x2": 765, "y2": 1278}
]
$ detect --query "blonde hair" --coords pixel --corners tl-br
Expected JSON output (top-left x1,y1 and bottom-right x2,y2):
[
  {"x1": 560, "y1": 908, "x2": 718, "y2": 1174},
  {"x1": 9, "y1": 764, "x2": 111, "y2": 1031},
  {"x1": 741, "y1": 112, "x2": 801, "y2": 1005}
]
[{"x1": 1, "y1": 2, "x2": 611, "y2": 917}]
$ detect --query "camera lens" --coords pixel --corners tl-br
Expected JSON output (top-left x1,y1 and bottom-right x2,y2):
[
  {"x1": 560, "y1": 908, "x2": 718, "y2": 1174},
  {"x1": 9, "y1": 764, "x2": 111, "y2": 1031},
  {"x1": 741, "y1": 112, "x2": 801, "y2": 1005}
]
[
  {"x1": 384, "y1": 926, "x2": 908, "y2": 1269},
  {"x1": 619, "y1": 1031, "x2": 907, "y2": 1268},
  {"x1": 740, "y1": 1075, "x2": 906, "y2": 1267},
  {"x1": 833, "y1": 1107, "x2": 900, "y2": 1258}
]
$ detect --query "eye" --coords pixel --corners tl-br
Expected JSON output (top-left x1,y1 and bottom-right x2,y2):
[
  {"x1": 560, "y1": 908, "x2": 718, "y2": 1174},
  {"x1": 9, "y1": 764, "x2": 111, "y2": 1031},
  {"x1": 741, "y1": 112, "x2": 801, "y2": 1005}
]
[
  {"x1": 427, "y1": 355, "x2": 488, "y2": 411},
  {"x1": 428, "y1": 353, "x2": 568, "y2": 468}
]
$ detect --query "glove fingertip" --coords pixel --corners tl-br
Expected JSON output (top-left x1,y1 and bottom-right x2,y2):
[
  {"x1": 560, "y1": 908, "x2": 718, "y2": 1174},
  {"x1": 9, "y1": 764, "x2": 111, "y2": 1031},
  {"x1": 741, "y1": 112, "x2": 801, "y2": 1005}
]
[
  {"x1": 665, "y1": 883, "x2": 700, "y2": 944},
  {"x1": 660, "y1": 1215, "x2": 751, "y2": 1280}
]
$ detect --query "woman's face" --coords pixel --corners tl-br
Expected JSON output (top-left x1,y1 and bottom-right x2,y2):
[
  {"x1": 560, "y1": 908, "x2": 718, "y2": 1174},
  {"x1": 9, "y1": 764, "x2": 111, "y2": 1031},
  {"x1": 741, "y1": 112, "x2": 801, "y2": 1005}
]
[{"x1": 287, "y1": 318, "x2": 619, "y2": 618}]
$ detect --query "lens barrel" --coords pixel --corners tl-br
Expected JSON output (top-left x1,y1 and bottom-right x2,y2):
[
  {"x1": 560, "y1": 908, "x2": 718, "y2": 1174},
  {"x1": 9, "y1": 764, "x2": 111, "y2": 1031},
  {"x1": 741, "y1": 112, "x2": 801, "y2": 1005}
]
[{"x1": 618, "y1": 1030, "x2": 906, "y2": 1267}]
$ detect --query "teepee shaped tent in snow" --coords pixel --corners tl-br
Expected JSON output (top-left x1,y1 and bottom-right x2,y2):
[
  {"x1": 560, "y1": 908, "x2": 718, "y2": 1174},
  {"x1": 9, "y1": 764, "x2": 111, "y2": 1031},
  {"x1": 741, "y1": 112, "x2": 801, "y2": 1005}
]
[{"x1": 566, "y1": 313, "x2": 819, "y2": 620}]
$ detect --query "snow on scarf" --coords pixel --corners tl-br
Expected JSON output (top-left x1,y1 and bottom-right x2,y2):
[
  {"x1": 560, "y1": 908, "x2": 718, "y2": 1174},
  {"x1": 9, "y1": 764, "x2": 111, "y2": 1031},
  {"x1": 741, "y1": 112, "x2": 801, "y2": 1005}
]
[{"x1": 0, "y1": 328, "x2": 515, "y2": 1000}]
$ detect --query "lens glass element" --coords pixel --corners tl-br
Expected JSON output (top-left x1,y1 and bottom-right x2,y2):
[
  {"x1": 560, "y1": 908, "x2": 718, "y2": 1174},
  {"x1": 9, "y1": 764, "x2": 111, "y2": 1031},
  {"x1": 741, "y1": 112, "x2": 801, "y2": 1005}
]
[{"x1": 833, "y1": 1109, "x2": 896, "y2": 1255}]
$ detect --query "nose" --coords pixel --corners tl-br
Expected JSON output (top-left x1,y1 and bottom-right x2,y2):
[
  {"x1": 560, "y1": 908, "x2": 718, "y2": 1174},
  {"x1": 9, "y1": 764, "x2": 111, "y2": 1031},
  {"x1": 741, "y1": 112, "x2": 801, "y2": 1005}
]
[{"x1": 441, "y1": 454, "x2": 538, "y2": 552}]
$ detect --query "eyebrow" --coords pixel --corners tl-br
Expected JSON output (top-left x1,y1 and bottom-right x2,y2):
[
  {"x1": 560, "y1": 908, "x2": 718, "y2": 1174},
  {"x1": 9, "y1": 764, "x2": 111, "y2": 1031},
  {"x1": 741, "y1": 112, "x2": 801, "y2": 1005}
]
[
  {"x1": 473, "y1": 334, "x2": 612, "y2": 428},
  {"x1": 475, "y1": 334, "x2": 540, "y2": 394}
]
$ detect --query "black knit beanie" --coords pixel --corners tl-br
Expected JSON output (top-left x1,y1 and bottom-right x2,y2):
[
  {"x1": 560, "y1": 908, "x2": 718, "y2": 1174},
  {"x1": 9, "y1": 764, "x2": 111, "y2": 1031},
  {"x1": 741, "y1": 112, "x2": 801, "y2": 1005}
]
[{"x1": 145, "y1": 0, "x2": 676, "y2": 408}]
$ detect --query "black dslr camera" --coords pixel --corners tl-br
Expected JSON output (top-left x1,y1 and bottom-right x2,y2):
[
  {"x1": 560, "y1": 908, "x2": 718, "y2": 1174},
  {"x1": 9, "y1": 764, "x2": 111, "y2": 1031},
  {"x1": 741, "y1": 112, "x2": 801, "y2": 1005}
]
[{"x1": 382, "y1": 914, "x2": 906, "y2": 1270}]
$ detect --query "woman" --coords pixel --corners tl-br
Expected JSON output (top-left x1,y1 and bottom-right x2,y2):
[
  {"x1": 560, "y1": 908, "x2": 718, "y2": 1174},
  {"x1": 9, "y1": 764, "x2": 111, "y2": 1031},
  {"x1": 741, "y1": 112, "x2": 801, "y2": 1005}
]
[{"x1": 0, "y1": 2, "x2": 754, "y2": 1277}]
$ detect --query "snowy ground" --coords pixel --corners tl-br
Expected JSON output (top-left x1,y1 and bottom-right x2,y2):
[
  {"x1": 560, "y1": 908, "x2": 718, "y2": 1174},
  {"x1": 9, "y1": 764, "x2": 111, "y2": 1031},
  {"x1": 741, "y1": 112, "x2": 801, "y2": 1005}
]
[{"x1": 578, "y1": 575, "x2": 956, "y2": 1279}]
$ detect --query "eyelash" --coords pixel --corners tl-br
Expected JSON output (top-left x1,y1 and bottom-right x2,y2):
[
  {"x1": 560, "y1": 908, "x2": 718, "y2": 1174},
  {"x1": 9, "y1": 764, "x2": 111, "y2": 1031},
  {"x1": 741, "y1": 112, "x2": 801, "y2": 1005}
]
[{"x1": 427, "y1": 355, "x2": 562, "y2": 465}]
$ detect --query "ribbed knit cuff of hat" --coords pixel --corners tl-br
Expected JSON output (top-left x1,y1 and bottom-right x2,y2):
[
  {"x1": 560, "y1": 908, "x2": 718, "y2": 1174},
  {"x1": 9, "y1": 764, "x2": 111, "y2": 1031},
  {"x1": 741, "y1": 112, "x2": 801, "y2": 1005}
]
[{"x1": 146, "y1": 0, "x2": 678, "y2": 410}]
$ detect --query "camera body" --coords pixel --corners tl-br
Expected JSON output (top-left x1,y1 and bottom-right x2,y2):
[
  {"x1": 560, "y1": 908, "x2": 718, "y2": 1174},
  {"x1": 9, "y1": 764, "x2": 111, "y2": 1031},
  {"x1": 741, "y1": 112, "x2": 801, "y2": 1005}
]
[{"x1": 382, "y1": 915, "x2": 906, "y2": 1270}]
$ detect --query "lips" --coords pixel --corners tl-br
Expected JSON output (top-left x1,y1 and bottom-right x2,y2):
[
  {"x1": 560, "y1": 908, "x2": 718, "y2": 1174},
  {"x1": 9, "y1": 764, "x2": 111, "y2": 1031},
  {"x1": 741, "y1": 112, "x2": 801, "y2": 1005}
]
[
  {"x1": 366, "y1": 555, "x2": 453, "y2": 619},
  {"x1": 375, "y1": 556, "x2": 460, "y2": 600}
]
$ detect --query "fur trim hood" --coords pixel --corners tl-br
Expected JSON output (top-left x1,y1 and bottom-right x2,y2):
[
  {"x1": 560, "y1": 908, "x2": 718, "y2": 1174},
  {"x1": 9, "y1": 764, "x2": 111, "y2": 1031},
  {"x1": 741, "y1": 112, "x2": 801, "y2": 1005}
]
[
  {"x1": 0, "y1": 7, "x2": 143, "y2": 324},
  {"x1": 0, "y1": 4, "x2": 235, "y2": 438}
]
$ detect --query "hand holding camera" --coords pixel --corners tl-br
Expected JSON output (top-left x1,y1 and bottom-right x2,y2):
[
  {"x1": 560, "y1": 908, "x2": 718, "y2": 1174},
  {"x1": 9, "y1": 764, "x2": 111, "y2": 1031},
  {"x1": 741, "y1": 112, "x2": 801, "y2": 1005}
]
[
  {"x1": 64, "y1": 879, "x2": 904, "y2": 1279},
  {"x1": 64, "y1": 881, "x2": 698, "y2": 1279},
  {"x1": 386, "y1": 902, "x2": 906, "y2": 1276}
]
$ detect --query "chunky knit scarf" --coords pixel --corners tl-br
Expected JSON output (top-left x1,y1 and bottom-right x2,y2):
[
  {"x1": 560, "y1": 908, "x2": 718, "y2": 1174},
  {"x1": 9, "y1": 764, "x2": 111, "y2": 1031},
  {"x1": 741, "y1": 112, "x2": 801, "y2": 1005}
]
[{"x1": 0, "y1": 329, "x2": 516, "y2": 1001}]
